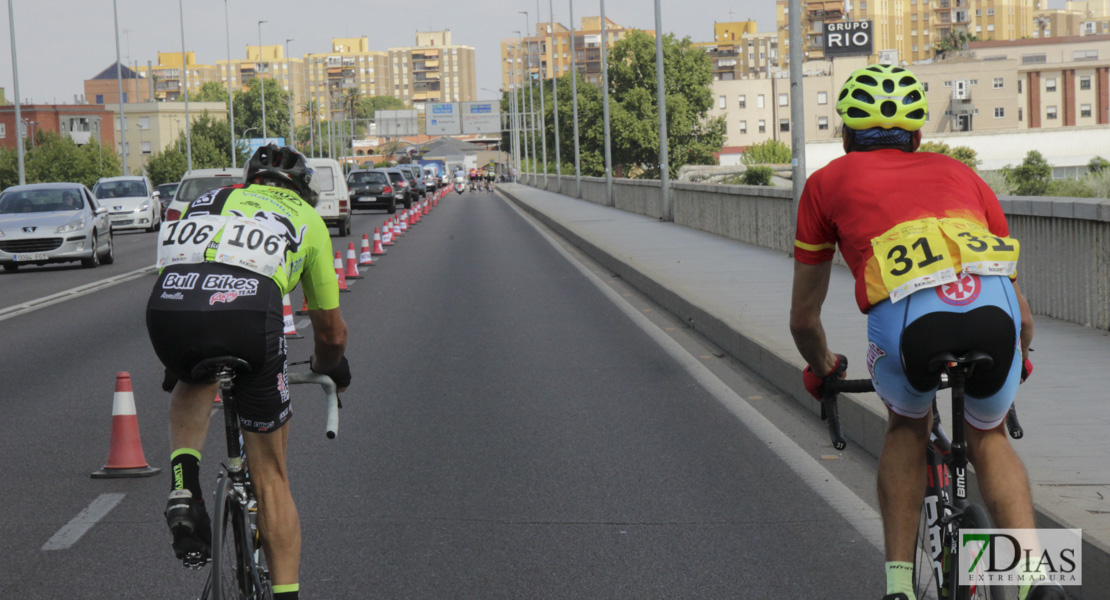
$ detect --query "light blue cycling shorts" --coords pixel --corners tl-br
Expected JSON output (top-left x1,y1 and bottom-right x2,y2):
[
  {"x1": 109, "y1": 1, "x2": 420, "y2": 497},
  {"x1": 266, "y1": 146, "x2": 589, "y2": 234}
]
[{"x1": 866, "y1": 274, "x2": 1022, "y2": 430}]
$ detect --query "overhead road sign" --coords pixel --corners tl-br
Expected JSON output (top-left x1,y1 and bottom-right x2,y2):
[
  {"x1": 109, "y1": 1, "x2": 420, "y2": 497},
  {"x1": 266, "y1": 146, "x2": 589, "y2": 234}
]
[
  {"x1": 426, "y1": 103, "x2": 462, "y2": 135},
  {"x1": 376, "y1": 110, "x2": 419, "y2": 137},
  {"x1": 461, "y1": 101, "x2": 502, "y2": 135}
]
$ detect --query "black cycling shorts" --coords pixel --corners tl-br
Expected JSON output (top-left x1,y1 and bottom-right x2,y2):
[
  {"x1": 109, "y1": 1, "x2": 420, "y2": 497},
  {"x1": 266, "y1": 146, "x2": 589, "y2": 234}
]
[{"x1": 146, "y1": 264, "x2": 291, "y2": 433}]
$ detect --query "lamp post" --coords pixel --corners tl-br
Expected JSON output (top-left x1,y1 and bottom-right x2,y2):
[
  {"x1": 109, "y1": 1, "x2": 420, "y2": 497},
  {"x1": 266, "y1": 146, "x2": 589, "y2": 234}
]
[
  {"x1": 513, "y1": 31, "x2": 525, "y2": 180},
  {"x1": 7, "y1": 0, "x2": 24, "y2": 184},
  {"x1": 224, "y1": 0, "x2": 237, "y2": 168},
  {"x1": 285, "y1": 38, "x2": 294, "y2": 147},
  {"x1": 600, "y1": 0, "x2": 614, "y2": 205},
  {"x1": 243, "y1": 126, "x2": 257, "y2": 157},
  {"x1": 535, "y1": 0, "x2": 547, "y2": 186},
  {"x1": 520, "y1": 11, "x2": 538, "y2": 182},
  {"x1": 549, "y1": 0, "x2": 561, "y2": 186},
  {"x1": 258, "y1": 20, "x2": 268, "y2": 140},
  {"x1": 179, "y1": 0, "x2": 193, "y2": 171},
  {"x1": 569, "y1": 0, "x2": 581, "y2": 196},
  {"x1": 654, "y1": 0, "x2": 671, "y2": 220},
  {"x1": 112, "y1": 0, "x2": 128, "y2": 176}
]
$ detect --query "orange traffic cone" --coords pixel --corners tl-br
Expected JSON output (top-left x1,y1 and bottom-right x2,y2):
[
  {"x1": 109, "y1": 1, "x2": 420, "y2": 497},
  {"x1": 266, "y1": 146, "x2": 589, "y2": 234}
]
[
  {"x1": 345, "y1": 242, "x2": 364, "y2": 278},
  {"x1": 412, "y1": 204, "x2": 422, "y2": 224},
  {"x1": 371, "y1": 228, "x2": 387, "y2": 255},
  {"x1": 359, "y1": 234, "x2": 374, "y2": 265},
  {"x1": 382, "y1": 220, "x2": 394, "y2": 246},
  {"x1": 282, "y1": 294, "x2": 303, "y2": 339},
  {"x1": 91, "y1": 373, "x2": 161, "y2": 479},
  {"x1": 400, "y1": 211, "x2": 410, "y2": 233},
  {"x1": 334, "y1": 251, "x2": 351, "y2": 292},
  {"x1": 393, "y1": 216, "x2": 403, "y2": 239},
  {"x1": 296, "y1": 296, "x2": 308, "y2": 316},
  {"x1": 423, "y1": 199, "x2": 431, "y2": 216},
  {"x1": 213, "y1": 391, "x2": 221, "y2": 405}
]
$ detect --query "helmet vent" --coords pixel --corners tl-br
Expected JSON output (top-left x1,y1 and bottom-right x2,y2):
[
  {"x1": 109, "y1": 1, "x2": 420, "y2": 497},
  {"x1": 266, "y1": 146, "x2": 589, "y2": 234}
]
[
  {"x1": 866, "y1": 66, "x2": 883, "y2": 73},
  {"x1": 906, "y1": 109, "x2": 926, "y2": 120},
  {"x1": 891, "y1": 67, "x2": 905, "y2": 73},
  {"x1": 847, "y1": 107, "x2": 869, "y2": 119},
  {"x1": 881, "y1": 101, "x2": 897, "y2": 117},
  {"x1": 853, "y1": 89, "x2": 875, "y2": 104},
  {"x1": 899, "y1": 76, "x2": 918, "y2": 87},
  {"x1": 838, "y1": 88, "x2": 849, "y2": 101},
  {"x1": 905, "y1": 90, "x2": 923, "y2": 104},
  {"x1": 883, "y1": 79, "x2": 895, "y2": 94},
  {"x1": 857, "y1": 74, "x2": 878, "y2": 87}
]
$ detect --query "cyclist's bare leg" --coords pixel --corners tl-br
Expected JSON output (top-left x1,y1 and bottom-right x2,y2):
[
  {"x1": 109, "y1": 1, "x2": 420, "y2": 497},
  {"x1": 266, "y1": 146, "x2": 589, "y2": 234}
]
[
  {"x1": 966, "y1": 424, "x2": 1035, "y2": 529},
  {"x1": 242, "y1": 424, "x2": 301, "y2": 587},
  {"x1": 877, "y1": 409, "x2": 931, "y2": 561},
  {"x1": 169, "y1": 381, "x2": 219, "y2": 451}
]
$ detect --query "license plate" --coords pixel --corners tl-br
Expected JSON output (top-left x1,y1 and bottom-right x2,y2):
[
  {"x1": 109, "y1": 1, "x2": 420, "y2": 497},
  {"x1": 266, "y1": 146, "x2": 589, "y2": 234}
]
[
  {"x1": 14, "y1": 253, "x2": 48, "y2": 261},
  {"x1": 113, "y1": 219, "x2": 134, "y2": 225}
]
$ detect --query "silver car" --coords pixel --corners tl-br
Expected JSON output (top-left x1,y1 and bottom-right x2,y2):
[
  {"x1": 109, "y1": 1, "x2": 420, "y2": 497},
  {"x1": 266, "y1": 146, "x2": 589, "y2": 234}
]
[
  {"x1": 0, "y1": 183, "x2": 115, "y2": 271},
  {"x1": 93, "y1": 175, "x2": 161, "y2": 232}
]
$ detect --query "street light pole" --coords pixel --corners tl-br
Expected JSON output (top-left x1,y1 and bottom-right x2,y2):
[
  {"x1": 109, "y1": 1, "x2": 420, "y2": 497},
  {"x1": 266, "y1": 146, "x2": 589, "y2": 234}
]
[
  {"x1": 600, "y1": 0, "x2": 614, "y2": 206},
  {"x1": 654, "y1": 0, "x2": 671, "y2": 220},
  {"x1": 521, "y1": 11, "x2": 537, "y2": 182},
  {"x1": 7, "y1": 0, "x2": 24, "y2": 184},
  {"x1": 514, "y1": 31, "x2": 525, "y2": 180},
  {"x1": 179, "y1": 0, "x2": 193, "y2": 171},
  {"x1": 224, "y1": 0, "x2": 237, "y2": 168},
  {"x1": 258, "y1": 20, "x2": 268, "y2": 141},
  {"x1": 788, "y1": 0, "x2": 806, "y2": 218},
  {"x1": 549, "y1": 0, "x2": 561, "y2": 187},
  {"x1": 535, "y1": 0, "x2": 547, "y2": 187},
  {"x1": 112, "y1": 0, "x2": 128, "y2": 176},
  {"x1": 286, "y1": 38, "x2": 294, "y2": 148},
  {"x1": 569, "y1": 0, "x2": 581, "y2": 197}
]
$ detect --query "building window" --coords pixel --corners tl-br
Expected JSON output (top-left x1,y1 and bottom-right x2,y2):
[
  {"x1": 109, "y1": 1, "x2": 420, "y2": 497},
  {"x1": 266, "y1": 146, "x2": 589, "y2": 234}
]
[
  {"x1": 1081, "y1": 104, "x2": 1092, "y2": 118},
  {"x1": 739, "y1": 120, "x2": 747, "y2": 134},
  {"x1": 758, "y1": 119, "x2": 766, "y2": 133},
  {"x1": 0, "y1": 123, "x2": 5, "y2": 138},
  {"x1": 1018, "y1": 108, "x2": 1023, "y2": 121},
  {"x1": 994, "y1": 107, "x2": 1005, "y2": 118},
  {"x1": 993, "y1": 78, "x2": 1004, "y2": 89},
  {"x1": 95, "y1": 94, "x2": 104, "y2": 104},
  {"x1": 1080, "y1": 76, "x2": 1092, "y2": 90},
  {"x1": 739, "y1": 95, "x2": 746, "y2": 109},
  {"x1": 1046, "y1": 78, "x2": 1057, "y2": 92},
  {"x1": 818, "y1": 116, "x2": 829, "y2": 130},
  {"x1": 757, "y1": 94, "x2": 765, "y2": 108},
  {"x1": 778, "y1": 93, "x2": 788, "y2": 106},
  {"x1": 817, "y1": 91, "x2": 828, "y2": 105},
  {"x1": 141, "y1": 141, "x2": 152, "y2": 155},
  {"x1": 1074, "y1": 49, "x2": 1099, "y2": 61},
  {"x1": 1046, "y1": 106, "x2": 1058, "y2": 119},
  {"x1": 987, "y1": 24, "x2": 995, "y2": 32},
  {"x1": 1018, "y1": 80, "x2": 1023, "y2": 93},
  {"x1": 138, "y1": 117, "x2": 150, "y2": 130},
  {"x1": 719, "y1": 95, "x2": 726, "y2": 109},
  {"x1": 923, "y1": 82, "x2": 929, "y2": 92},
  {"x1": 779, "y1": 118, "x2": 790, "y2": 132}
]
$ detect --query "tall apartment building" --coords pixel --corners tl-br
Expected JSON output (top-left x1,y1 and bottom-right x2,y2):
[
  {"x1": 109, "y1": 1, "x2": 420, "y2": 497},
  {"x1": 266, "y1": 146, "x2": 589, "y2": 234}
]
[
  {"x1": 134, "y1": 52, "x2": 219, "y2": 102},
  {"x1": 387, "y1": 30, "x2": 477, "y2": 107},
  {"x1": 696, "y1": 21, "x2": 781, "y2": 80},
  {"x1": 500, "y1": 17, "x2": 636, "y2": 90},
  {"x1": 776, "y1": 0, "x2": 1036, "y2": 66},
  {"x1": 84, "y1": 63, "x2": 154, "y2": 105},
  {"x1": 304, "y1": 38, "x2": 390, "y2": 124},
  {"x1": 218, "y1": 45, "x2": 307, "y2": 128},
  {"x1": 1033, "y1": 0, "x2": 1110, "y2": 37}
]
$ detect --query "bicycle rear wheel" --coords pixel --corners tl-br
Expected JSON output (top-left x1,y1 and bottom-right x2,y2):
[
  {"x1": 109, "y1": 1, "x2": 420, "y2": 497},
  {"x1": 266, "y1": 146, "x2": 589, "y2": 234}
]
[
  {"x1": 205, "y1": 474, "x2": 271, "y2": 600},
  {"x1": 956, "y1": 503, "x2": 1014, "y2": 600}
]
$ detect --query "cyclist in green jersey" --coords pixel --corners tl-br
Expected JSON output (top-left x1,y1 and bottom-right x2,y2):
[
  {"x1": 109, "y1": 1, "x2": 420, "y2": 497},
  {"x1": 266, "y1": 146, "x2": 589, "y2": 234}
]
[{"x1": 147, "y1": 145, "x2": 350, "y2": 600}]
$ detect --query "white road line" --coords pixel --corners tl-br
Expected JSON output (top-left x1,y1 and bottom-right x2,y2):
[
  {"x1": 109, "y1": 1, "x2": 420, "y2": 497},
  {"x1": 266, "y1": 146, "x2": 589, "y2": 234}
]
[
  {"x1": 507, "y1": 197, "x2": 887, "y2": 554},
  {"x1": 41, "y1": 493, "x2": 126, "y2": 551},
  {"x1": 0, "y1": 265, "x2": 156, "y2": 323}
]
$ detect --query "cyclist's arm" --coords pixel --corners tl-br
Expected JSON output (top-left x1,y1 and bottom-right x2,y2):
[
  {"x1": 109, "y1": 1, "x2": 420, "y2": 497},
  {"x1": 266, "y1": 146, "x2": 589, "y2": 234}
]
[
  {"x1": 789, "y1": 260, "x2": 839, "y2": 375},
  {"x1": 308, "y1": 307, "x2": 348, "y2": 391},
  {"x1": 1012, "y1": 279, "x2": 1033, "y2": 360}
]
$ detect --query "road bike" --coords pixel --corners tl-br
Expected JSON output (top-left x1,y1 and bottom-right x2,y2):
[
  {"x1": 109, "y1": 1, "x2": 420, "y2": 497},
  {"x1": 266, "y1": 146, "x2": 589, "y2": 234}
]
[
  {"x1": 823, "y1": 351, "x2": 1024, "y2": 600},
  {"x1": 187, "y1": 356, "x2": 340, "y2": 600}
]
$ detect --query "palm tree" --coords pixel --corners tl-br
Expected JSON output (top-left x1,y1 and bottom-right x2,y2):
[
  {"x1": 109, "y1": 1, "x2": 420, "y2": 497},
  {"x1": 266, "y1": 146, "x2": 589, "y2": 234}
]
[
  {"x1": 299, "y1": 99, "x2": 319, "y2": 156},
  {"x1": 342, "y1": 87, "x2": 362, "y2": 156}
]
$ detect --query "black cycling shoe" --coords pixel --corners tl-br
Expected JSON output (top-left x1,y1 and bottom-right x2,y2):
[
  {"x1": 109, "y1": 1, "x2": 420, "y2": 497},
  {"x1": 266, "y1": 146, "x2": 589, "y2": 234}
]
[
  {"x1": 1028, "y1": 581, "x2": 1069, "y2": 600},
  {"x1": 881, "y1": 595, "x2": 910, "y2": 600},
  {"x1": 165, "y1": 489, "x2": 211, "y2": 568}
]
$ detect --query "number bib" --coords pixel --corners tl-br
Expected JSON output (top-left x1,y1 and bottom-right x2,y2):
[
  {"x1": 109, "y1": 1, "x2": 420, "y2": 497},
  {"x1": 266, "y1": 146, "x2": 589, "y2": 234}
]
[
  {"x1": 157, "y1": 215, "x2": 225, "y2": 269},
  {"x1": 938, "y1": 218, "x2": 1019, "y2": 278},
  {"x1": 872, "y1": 218, "x2": 958, "y2": 303},
  {"x1": 214, "y1": 217, "x2": 287, "y2": 278}
]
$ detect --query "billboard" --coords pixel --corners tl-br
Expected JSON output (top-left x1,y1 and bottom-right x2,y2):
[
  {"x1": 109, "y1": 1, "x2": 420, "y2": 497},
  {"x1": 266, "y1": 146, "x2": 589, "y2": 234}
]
[
  {"x1": 426, "y1": 103, "x2": 462, "y2": 135},
  {"x1": 375, "y1": 110, "x2": 419, "y2": 136},
  {"x1": 461, "y1": 101, "x2": 502, "y2": 135},
  {"x1": 824, "y1": 20, "x2": 873, "y2": 58}
]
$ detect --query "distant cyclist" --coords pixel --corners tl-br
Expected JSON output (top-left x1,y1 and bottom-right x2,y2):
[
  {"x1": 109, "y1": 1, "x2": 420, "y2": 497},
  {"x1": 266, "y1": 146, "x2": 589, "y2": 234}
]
[
  {"x1": 789, "y1": 65, "x2": 1063, "y2": 600},
  {"x1": 147, "y1": 145, "x2": 350, "y2": 600}
]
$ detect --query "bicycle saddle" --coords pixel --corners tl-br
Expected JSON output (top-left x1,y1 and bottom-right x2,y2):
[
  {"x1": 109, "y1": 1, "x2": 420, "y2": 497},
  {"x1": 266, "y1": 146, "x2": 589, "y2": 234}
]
[
  {"x1": 190, "y1": 356, "x2": 252, "y2": 382},
  {"x1": 928, "y1": 350, "x2": 994, "y2": 373}
]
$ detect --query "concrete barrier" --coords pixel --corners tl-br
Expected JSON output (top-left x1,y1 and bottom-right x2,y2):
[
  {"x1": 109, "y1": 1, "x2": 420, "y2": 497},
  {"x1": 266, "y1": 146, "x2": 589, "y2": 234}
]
[{"x1": 523, "y1": 175, "x2": 1110, "y2": 331}]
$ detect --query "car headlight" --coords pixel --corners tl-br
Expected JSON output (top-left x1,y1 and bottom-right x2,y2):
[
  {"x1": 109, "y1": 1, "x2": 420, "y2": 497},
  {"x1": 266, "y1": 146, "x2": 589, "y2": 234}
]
[
  {"x1": 56, "y1": 218, "x2": 87, "y2": 233},
  {"x1": 137, "y1": 202, "x2": 151, "y2": 212}
]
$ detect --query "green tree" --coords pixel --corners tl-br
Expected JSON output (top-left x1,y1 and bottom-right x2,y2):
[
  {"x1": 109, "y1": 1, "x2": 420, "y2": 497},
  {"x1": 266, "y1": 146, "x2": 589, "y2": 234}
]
[
  {"x1": 740, "y1": 166, "x2": 773, "y2": 186},
  {"x1": 145, "y1": 112, "x2": 247, "y2": 185},
  {"x1": 934, "y1": 31, "x2": 978, "y2": 59},
  {"x1": 1004, "y1": 150, "x2": 1053, "y2": 196},
  {"x1": 190, "y1": 81, "x2": 229, "y2": 103},
  {"x1": 740, "y1": 139, "x2": 791, "y2": 165},
  {"x1": 919, "y1": 140, "x2": 979, "y2": 171},
  {"x1": 359, "y1": 95, "x2": 406, "y2": 120},
  {"x1": 0, "y1": 133, "x2": 121, "y2": 189},
  {"x1": 1088, "y1": 156, "x2": 1110, "y2": 174},
  {"x1": 232, "y1": 77, "x2": 290, "y2": 141}
]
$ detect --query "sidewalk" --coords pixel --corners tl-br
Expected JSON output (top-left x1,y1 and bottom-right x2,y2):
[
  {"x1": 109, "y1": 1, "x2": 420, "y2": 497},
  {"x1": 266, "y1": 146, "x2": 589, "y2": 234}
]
[{"x1": 499, "y1": 182, "x2": 1110, "y2": 576}]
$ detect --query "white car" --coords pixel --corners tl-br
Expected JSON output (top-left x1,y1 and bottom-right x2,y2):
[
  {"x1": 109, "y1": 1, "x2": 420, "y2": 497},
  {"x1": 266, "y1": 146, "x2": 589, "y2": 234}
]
[
  {"x1": 93, "y1": 176, "x2": 161, "y2": 233},
  {"x1": 164, "y1": 168, "x2": 242, "y2": 221}
]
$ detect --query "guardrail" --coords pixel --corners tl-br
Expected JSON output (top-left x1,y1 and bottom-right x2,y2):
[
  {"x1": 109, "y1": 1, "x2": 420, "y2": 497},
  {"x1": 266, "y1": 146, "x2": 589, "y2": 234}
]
[{"x1": 520, "y1": 173, "x2": 1110, "y2": 330}]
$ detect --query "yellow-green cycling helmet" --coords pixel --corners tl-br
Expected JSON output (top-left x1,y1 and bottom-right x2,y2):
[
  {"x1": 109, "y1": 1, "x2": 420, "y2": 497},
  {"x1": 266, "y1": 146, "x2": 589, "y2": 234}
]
[{"x1": 836, "y1": 64, "x2": 928, "y2": 131}]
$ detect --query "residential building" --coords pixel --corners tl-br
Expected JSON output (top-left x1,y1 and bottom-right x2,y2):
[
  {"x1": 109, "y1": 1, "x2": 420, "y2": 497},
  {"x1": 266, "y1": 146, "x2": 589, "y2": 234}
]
[
  {"x1": 134, "y1": 52, "x2": 219, "y2": 102},
  {"x1": 696, "y1": 22, "x2": 781, "y2": 81},
  {"x1": 304, "y1": 38, "x2": 390, "y2": 127},
  {"x1": 0, "y1": 104, "x2": 116, "y2": 151},
  {"x1": 84, "y1": 63, "x2": 154, "y2": 105},
  {"x1": 500, "y1": 17, "x2": 637, "y2": 90},
  {"x1": 388, "y1": 31, "x2": 476, "y2": 108},
  {"x1": 218, "y1": 45, "x2": 307, "y2": 128},
  {"x1": 104, "y1": 102, "x2": 227, "y2": 175}
]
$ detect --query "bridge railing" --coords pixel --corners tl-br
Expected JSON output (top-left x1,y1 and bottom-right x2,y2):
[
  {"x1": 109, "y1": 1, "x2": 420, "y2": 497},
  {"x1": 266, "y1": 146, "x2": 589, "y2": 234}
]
[{"x1": 518, "y1": 174, "x2": 1110, "y2": 331}]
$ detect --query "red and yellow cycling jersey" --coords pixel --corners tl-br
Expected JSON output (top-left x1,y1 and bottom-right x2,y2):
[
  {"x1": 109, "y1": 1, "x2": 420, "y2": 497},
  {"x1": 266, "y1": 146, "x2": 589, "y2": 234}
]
[{"x1": 794, "y1": 149, "x2": 1013, "y2": 312}]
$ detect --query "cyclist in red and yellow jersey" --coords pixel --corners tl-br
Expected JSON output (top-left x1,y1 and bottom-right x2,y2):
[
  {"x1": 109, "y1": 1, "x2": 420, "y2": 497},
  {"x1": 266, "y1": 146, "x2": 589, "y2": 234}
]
[{"x1": 789, "y1": 65, "x2": 1062, "y2": 600}]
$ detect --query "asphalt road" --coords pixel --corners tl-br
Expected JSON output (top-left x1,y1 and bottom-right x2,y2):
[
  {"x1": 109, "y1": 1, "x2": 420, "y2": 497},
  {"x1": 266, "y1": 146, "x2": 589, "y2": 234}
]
[{"x1": 0, "y1": 188, "x2": 885, "y2": 598}]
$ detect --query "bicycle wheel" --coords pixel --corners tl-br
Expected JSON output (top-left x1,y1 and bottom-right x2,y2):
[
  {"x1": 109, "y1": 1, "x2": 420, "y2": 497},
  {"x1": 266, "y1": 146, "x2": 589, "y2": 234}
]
[
  {"x1": 913, "y1": 496, "x2": 947, "y2": 599},
  {"x1": 956, "y1": 504, "x2": 1014, "y2": 600},
  {"x1": 206, "y1": 475, "x2": 262, "y2": 600}
]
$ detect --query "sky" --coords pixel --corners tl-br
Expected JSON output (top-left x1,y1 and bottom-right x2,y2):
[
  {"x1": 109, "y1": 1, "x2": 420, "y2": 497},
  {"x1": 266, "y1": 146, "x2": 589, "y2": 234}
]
[{"x1": 0, "y1": 0, "x2": 1068, "y2": 106}]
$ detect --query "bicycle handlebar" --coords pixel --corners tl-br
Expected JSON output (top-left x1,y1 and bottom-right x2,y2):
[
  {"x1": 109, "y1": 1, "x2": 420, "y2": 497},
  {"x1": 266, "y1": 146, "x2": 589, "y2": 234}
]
[{"x1": 286, "y1": 372, "x2": 340, "y2": 439}]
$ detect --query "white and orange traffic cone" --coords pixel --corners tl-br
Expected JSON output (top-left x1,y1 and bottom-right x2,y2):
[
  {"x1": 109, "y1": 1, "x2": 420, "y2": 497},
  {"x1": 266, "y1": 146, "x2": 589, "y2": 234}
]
[
  {"x1": 411, "y1": 204, "x2": 421, "y2": 225},
  {"x1": 334, "y1": 251, "x2": 350, "y2": 293},
  {"x1": 345, "y1": 242, "x2": 364, "y2": 278},
  {"x1": 282, "y1": 294, "x2": 303, "y2": 339},
  {"x1": 296, "y1": 296, "x2": 308, "y2": 316},
  {"x1": 382, "y1": 220, "x2": 394, "y2": 246},
  {"x1": 371, "y1": 228, "x2": 387, "y2": 256},
  {"x1": 400, "y1": 212, "x2": 409, "y2": 234},
  {"x1": 359, "y1": 234, "x2": 374, "y2": 265},
  {"x1": 393, "y1": 216, "x2": 403, "y2": 240},
  {"x1": 91, "y1": 372, "x2": 161, "y2": 479},
  {"x1": 423, "y1": 199, "x2": 431, "y2": 217}
]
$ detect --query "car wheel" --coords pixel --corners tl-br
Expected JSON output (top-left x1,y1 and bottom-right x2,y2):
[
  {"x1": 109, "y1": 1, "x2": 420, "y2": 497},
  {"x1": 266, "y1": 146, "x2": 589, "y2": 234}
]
[
  {"x1": 2, "y1": 263, "x2": 16, "y2": 272},
  {"x1": 387, "y1": 197, "x2": 397, "y2": 214},
  {"x1": 81, "y1": 232, "x2": 100, "y2": 268},
  {"x1": 404, "y1": 197, "x2": 412, "y2": 209},
  {"x1": 146, "y1": 207, "x2": 159, "y2": 233},
  {"x1": 99, "y1": 229, "x2": 115, "y2": 265}
]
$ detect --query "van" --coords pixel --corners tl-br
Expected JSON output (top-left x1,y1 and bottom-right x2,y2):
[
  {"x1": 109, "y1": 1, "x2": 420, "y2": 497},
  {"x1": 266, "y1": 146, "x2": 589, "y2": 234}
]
[
  {"x1": 164, "y1": 168, "x2": 241, "y2": 222},
  {"x1": 308, "y1": 158, "x2": 352, "y2": 237}
]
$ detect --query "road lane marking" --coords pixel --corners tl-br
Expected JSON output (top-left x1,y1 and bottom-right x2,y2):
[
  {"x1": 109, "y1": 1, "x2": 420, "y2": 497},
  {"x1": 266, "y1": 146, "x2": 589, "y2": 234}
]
[
  {"x1": 0, "y1": 265, "x2": 156, "y2": 323},
  {"x1": 42, "y1": 493, "x2": 126, "y2": 551},
  {"x1": 507, "y1": 197, "x2": 886, "y2": 555}
]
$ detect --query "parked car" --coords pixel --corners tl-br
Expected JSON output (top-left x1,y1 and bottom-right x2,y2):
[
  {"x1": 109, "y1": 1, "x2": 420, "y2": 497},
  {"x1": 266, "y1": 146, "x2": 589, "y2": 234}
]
[
  {"x1": 164, "y1": 168, "x2": 241, "y2": 221},
  {"x1": 92, "y1": 175, "x2": 161, "y2": 232},
  {"x1": 308, "y1": 158, "x2": 352, "y2": 237},
  {"x1": 421, "y1": 164, "x2": 440, "y2": 191},
  {"x1": 347, "y1": 169, "x2": 402, "y2": 214},
  {"x1": 384, "y1": 168, "x2": 415, "y2": 209},
  {"x1": 0, "y1": 182, "x2": 114, "y2": 271},
  {"x1": 397, "y1": 165, "x2": 424, "y2": 200},
  {"x1": 403, "y1": 164, "x2": 427, "y2": 198},
  {"x1": 155, "y1": 182, "x2": 179, "y2": 218}
]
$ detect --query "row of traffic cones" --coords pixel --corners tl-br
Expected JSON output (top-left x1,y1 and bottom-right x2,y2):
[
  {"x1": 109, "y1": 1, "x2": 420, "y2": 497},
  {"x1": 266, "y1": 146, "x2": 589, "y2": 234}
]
[{"x1": 91, "y1": 187, "x2": 454, "y2": 478}]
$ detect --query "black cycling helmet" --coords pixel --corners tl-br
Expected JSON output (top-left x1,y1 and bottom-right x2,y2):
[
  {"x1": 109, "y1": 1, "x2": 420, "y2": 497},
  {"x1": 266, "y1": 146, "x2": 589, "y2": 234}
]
[{"x1": 243, "y1": 144, "x2": 320, "y2": 206}]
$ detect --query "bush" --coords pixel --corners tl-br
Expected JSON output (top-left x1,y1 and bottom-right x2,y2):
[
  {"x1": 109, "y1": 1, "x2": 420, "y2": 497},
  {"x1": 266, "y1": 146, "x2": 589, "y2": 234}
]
[
  {"x1": 1088, "y1": 156, "x2": 1110, "y2": 174},
  {"x1": 740, "y1": 139, "x2": 791, "y2": 166},
  {"x1": 740, "y1": 166, "x2": 773, "y2": 186},
  {"x1": 1004, "y1": 150, "x2": 1052, "y2": 196},
  {"x1": 980, "y1": 170, "x2": 1012, "y2": 196},
  {"x1": 919, "y1": 140, "x2": 979, "y2": 171},
  {"x1": 1047, "y1": 178, "x2": 1095, "y2": 198}
]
